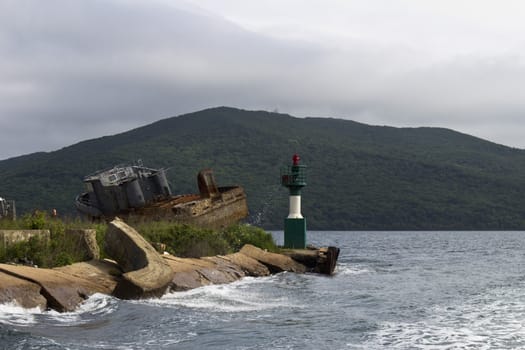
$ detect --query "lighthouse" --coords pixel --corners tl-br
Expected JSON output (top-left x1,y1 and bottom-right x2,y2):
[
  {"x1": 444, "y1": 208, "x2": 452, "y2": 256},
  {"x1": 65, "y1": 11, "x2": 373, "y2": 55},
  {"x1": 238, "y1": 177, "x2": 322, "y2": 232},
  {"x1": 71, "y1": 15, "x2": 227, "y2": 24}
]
[{"x1": 280, "y1": 154, "x2": 307, "y2": 248}]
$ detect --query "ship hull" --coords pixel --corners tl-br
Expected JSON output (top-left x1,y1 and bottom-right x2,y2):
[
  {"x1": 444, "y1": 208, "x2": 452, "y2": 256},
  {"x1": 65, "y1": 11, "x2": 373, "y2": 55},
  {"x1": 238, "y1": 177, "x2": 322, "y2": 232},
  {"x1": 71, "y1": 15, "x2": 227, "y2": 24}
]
[{"x1": 75, "y1": 186, "x2": 248, "y2": 229}]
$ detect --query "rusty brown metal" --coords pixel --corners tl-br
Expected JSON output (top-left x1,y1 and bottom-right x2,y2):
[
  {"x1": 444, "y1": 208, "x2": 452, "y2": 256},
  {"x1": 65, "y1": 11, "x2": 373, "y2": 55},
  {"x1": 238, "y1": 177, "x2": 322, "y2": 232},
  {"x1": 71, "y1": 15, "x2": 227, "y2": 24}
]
[
  {"x1": 75, "y1": 164, "x2": 248, "y2": 228},
  {"x1": 197, "y1": 169, "x2": 220, "y2": 199}
]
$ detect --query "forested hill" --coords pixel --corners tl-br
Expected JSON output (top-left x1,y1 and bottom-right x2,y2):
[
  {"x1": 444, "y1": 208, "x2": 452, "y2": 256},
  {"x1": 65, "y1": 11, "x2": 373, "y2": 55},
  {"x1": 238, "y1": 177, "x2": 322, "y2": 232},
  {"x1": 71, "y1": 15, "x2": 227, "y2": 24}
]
[{"x1": 1, "y1": 106, "x2": 525, "y2": 230}]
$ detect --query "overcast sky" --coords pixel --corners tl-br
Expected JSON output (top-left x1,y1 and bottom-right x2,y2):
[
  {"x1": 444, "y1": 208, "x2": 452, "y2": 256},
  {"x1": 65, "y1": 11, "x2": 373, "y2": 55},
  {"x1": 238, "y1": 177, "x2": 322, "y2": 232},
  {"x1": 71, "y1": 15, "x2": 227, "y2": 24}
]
[{"x1": 1, "y1": 0, "x2": 525, "y2": 160}]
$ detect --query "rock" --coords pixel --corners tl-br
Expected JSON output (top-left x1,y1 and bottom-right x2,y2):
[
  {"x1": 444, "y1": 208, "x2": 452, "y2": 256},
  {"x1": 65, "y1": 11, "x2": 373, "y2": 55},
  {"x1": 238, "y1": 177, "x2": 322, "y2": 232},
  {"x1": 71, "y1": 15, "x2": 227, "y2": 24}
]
[
  {"x1": 170, "y1": 270, "x2": 206, "y2": 291},
  {"x1": 214, "y1": 253, "x2": 270, "y2": 277},
  {"x1": 105, "y1": 218, "x2": 174, "y2": 299},
  {"x1": 280, "y1": 248, "x2": 319, "y2": 269},
  {"x1": 0, "y1": 271, "x2": 47, "y2": 309},
  {"x1": 54, "y1": 259, "x2": 122, "y2": 295},
  {"x1": 65, "y1": 229, "x2": 100, "y2": 260},
  {"x1": 163, "y1": 255, "x2": 248, "y2": 291},
  {"x1": 239, "y1": 245, "x2": 306, "y2": 273},
  {"x1": 0, "y1": 263, "x2": 107, "y2": 312},
  {"x1": 163, "y1": 255, "x2": 216, "y2": 291},
  {"x1": 317, "y1": 247, "x2": 340, "y2": 275},
  {"x1": 280, "y1": 246, "x2": 341, "y2": 275},
  {"x1": 201, "y1": 256, "x2": 246, "y2": 282}
]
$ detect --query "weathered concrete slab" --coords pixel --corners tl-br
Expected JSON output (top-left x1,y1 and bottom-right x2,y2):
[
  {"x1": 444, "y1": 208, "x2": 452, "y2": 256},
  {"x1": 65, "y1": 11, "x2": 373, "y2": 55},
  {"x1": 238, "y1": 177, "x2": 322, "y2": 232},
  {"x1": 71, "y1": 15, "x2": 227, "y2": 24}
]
[
  {"x1": 105, "y1": 218, "x2": 174, "y2": 299},
  {"x1": 239, "y1": 244, "x2": 306, "y2": 273},
  {"x1": 0, "y1": 230, "x2": 50, "y2": 249},
  {"x1": 0, "y1": 271, "x2": 47, "y2": 309},
  {"x1": 0, "y1": 264, "x2": 107, "y2": 312}
]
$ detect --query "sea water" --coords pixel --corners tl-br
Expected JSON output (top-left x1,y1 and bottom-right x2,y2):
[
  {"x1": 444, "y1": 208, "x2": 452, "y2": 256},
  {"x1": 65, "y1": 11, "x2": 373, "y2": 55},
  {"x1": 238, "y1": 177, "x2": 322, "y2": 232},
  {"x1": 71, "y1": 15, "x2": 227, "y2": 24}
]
[{"x1": 2, "y1": 231, "x2": 525, "y2": 349}]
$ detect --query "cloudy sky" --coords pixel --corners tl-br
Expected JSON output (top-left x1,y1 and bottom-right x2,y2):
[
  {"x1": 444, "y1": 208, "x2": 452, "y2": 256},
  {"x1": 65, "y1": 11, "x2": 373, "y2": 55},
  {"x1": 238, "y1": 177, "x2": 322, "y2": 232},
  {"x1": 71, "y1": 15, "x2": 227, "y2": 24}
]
[{"x1": 1, "y1": 0, "x2": 525, "y2": 160}]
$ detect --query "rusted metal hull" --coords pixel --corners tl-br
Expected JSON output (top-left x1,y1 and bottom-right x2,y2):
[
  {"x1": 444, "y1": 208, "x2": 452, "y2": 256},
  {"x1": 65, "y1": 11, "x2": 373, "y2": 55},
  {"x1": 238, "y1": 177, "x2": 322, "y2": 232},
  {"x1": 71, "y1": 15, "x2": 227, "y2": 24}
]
[
  {"x1": 133, "y1": 186, "x2": 249, "y2": 229},
  {"x1": 75, "y1": 165, "x2": 249, "y2": 228},
  {"x1": 76, "y1": 186, "x2": 248, "y2": 229}
]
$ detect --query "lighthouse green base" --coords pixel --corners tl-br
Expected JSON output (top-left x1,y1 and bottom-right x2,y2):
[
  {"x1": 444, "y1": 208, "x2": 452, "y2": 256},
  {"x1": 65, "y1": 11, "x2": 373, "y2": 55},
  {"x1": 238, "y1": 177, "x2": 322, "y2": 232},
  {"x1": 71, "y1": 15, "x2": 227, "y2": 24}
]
[{"x1": 284, "y1": 218, "x2": 306, "y2": 249}]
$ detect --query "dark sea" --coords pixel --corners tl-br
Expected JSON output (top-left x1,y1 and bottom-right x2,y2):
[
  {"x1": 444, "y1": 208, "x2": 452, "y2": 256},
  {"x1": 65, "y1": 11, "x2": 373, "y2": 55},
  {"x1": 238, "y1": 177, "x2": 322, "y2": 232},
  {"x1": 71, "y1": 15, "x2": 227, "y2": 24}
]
[{"x1": 2, "y1": 231, "x2": 525, "y2": 349}]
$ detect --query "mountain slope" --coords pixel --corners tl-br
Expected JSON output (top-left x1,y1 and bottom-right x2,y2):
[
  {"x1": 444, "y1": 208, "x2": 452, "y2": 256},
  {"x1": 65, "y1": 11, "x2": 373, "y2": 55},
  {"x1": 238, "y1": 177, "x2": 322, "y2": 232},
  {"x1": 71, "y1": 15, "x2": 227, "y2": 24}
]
[{"x1": 1, "y1": 107, "x2": 525, "y2": 230}]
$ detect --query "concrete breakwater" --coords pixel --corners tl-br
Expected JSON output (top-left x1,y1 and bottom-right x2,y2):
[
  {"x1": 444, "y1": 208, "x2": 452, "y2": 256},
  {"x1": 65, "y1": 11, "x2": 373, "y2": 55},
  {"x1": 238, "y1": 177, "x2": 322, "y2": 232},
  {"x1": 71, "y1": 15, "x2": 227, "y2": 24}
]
[{"x1": 0, "y1": 219, "x2": 339, "y2": 312}]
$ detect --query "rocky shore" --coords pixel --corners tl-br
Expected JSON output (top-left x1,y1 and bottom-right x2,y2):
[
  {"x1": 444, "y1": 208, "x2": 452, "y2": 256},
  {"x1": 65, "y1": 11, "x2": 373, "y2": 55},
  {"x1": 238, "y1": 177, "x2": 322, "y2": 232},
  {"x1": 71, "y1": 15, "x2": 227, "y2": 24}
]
[{"x1": 0, "y1": 218, "x2": 339, "y2": 312}]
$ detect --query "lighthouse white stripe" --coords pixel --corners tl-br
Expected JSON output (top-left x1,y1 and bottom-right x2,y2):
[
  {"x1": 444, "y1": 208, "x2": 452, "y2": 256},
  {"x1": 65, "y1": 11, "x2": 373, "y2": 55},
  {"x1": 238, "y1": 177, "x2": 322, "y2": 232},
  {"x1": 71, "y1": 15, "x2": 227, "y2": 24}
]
[{"x1": 288, "y1": 195, "x2": 303, "y2": 218}]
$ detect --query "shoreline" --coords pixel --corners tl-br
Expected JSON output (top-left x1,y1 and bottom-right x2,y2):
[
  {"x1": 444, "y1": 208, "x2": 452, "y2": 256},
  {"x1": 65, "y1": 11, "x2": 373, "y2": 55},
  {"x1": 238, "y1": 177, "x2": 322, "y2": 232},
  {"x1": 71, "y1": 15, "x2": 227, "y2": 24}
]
[{"x1": 0, "y1": 219, "x2": 339, "y2": 312}]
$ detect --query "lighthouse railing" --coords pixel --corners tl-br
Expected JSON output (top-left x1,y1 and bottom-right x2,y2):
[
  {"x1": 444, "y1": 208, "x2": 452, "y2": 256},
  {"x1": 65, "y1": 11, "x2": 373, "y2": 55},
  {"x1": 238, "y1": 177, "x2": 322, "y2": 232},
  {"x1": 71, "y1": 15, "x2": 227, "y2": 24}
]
[{"x1": 280, "y1": 166, "x2": 307, "y2": 187}]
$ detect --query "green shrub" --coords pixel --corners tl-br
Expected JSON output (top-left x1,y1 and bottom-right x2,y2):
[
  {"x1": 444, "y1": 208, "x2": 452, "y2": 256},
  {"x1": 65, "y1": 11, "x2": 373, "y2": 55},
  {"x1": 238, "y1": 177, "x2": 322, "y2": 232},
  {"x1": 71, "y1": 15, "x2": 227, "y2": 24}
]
[
  {"x1": 0, "y1": 218, "x2": 19, "y2": 230},
  {"x1": 93, "y1": 222, "x2": 108, "y2": 260},
  {"x1": 22, "y1": 211, "x2": 47, "y2": 229},
  {"x1": 133, "y1": 221, "x2": 231, "y2": 258},
  {"x1": 0, "y1": 236, "x2": 48, "y2": 266},
  {"x1": 54, "y1": 252, "x2": 74, "y2": 267},
  {"x1": 0, "y1": 214, "x2": 276, "y2": 265},
  {"x1": 0, "y1": 214, "x2": 94, "y2": 267},
  {"x1": 221, "y1": 224, "x2": 278, "y2": 252},
  {"x1": 131, "y1": 220, "x2": 277, "y2": 258}
]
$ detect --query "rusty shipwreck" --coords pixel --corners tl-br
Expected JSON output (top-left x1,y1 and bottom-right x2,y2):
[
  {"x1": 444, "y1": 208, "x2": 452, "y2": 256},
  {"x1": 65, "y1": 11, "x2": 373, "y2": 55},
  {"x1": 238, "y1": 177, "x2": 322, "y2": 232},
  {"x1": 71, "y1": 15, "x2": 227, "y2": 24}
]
[{"x1": 74, "y1": 162, "x2": 248, "y2": 228}]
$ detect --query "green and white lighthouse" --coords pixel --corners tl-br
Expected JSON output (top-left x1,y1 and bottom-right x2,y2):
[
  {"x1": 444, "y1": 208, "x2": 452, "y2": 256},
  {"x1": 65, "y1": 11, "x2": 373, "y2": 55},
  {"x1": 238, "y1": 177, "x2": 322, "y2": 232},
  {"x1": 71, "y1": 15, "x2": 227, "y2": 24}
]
[{"x1": 281, "y1": 154, "x2": 307, "y2": 248}]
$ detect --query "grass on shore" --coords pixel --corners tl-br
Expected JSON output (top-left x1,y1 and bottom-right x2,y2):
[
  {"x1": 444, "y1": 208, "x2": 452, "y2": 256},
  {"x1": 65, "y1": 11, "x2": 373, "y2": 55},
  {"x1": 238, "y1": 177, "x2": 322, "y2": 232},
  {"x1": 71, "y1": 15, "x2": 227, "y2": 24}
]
[{"x1": 0, "y1": 211, "x2": 277, "y2": 268}]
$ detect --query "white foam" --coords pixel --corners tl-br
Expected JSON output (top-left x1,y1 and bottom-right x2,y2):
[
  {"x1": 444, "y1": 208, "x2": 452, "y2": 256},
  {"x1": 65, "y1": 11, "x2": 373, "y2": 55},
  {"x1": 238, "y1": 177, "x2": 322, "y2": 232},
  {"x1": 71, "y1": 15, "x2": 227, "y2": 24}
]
[
  {"x1": 335, "y1": 262, "x2": 372, "y2": 276},
  {"x1": 0, "y1": 302, "x2": 42, "y2": 326},
  {"x1": 45, "y1": 293, "x2": 118, "y2": 325},
  {"x1": 365, "y1": 286, "x2": 525, "y2": 349},
  {"x1": 143, "y1": 276, "x2": 302, "y2": 313},
  {"x1": 0, "y1": 293, "x2": 117, "y2": 327}
]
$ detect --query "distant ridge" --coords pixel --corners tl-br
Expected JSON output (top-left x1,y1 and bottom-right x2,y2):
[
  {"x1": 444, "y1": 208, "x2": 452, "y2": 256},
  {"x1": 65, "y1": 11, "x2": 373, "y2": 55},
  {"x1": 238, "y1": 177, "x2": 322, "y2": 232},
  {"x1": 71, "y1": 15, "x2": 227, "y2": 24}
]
[{"x1": 1, "y1": 106, "x2": 525, "y2": 230}]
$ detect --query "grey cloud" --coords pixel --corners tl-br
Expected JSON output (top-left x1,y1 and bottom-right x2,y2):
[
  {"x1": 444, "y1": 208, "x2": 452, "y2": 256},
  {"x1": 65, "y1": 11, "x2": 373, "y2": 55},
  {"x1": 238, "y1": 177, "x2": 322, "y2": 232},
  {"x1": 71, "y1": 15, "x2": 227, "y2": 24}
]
[{"x1": 1, "y1": 0, "x2": 524, "y2": 159}]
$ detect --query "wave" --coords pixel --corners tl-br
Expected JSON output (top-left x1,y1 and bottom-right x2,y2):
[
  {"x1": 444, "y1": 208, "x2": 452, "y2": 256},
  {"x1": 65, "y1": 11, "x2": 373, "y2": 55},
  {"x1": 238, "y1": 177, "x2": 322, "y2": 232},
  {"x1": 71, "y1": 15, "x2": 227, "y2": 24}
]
[
  {"x1": 364, "y1": 285, "x2": 525, "y2": 349},
  {"x1": 0, "y1": 293, "x2": 118, "y2": 327},
  {"x1": 335, "y1": 262, "x2": 373, "y2": 276},
  {"x1": 0, "y1": 302, "x2": 42, "y2": 326},
  {"x1": 45, "y1": 293, "x2": 119, "y2": 325},
  {"x1": 141, "y1": 276, "x2": 304, "y2": 313}
]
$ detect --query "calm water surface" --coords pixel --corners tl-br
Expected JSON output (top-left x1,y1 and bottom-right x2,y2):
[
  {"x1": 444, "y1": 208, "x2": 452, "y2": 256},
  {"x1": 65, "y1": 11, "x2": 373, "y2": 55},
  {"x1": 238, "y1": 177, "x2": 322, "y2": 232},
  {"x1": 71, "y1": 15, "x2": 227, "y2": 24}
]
[{"x1": 2, "y1": 231, "x2": 525, "y2": 349}]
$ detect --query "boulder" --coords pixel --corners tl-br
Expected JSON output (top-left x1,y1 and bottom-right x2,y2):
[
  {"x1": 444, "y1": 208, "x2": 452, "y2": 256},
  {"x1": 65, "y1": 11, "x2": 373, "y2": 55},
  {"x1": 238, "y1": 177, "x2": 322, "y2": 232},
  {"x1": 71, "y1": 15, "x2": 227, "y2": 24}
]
[
  {"x1": 239, "y1": 244, "x2": 306, "y2": 273},
  {"x1": 280, "y1": 246, "x2": 341, "y2": 275},
  {"x1": 54, "y1": 259, "x2": 122, "y2": 294},
  {"x1": 163, "y1": 256, "x2": 215, "y2": 291},
  {"x1": 0, "y1": 264, "x2": 107, "y2": 312},
  {"x1": 0, "y1": 271, "x2": 47, "y2": 309},
  {"x1": 163, "y1": 255, "x2": 247, "y2": 291},
  {"x1": 163, "y1": 246, "x2": 303, "y2": 292},
  {"x1": 280, "y1": 248, "x2": 319, "y2": 269},
  {"x1": 201, "y1": 256, "x2": 246, "y2": 282},
  {"x1": 217, "y1": 252, "x2": 270, "y2": 277},
  {"x1": 316, "y1": 247, "x2": 340, "y2": 275},
  {"x1": 105, "y1": 218, "x2": 174, "y2": 299}
]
